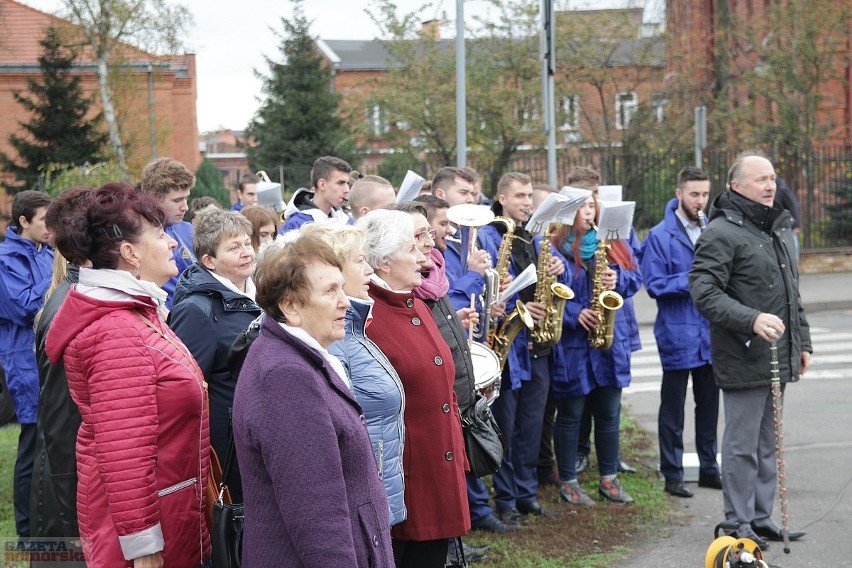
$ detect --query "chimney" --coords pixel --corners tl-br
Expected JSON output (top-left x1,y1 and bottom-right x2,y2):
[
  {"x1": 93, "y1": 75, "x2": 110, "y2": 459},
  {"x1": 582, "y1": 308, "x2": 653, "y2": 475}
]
[{"x1": 421, "y1": 19, "x2": 440, "y2": 40}]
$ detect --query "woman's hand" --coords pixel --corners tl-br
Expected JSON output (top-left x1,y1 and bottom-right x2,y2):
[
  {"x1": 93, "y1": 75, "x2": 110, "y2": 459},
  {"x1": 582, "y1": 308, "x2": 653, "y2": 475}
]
[
  {"x1": 133, "y1": 552, "x2": 163, "y2": 568},
  {"x1": 577, "y1": 308, "x2": 599, "y2": 332}
]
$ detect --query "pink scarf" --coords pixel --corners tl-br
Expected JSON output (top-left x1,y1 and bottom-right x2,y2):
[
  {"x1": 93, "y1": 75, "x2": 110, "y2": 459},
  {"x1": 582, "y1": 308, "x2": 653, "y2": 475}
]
[{"x1": 413, "y1": 248, "x2": 450, "y2": 301}]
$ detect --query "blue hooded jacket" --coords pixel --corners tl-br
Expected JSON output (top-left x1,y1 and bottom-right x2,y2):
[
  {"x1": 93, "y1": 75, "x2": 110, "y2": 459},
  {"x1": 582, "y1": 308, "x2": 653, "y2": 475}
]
[
  {"x1": 0, "y1": 227, "x2": 54, "y2": 423},
  {"x1": 640, "y1": 197, "x2": 712, "y2": 371}
]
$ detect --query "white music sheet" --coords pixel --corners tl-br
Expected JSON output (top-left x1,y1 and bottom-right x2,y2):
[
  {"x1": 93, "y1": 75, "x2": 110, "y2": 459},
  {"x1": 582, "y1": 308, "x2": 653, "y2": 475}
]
[
  {"x1": 597, "y1": 201, "x2": 635, "y2": 240},
  {"x1": 396, "y1": 170, "x2": 425, "y2": 203}
]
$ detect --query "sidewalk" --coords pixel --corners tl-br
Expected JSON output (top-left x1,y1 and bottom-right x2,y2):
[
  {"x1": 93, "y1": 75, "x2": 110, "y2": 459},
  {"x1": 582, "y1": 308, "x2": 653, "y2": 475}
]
[{"x1": 631, "y1": 270, "x2": 852, "y2": 326}]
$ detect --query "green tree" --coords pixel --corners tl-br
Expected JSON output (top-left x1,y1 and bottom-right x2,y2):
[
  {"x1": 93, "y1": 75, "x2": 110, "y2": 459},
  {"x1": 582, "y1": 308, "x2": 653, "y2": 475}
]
[
  {"x1": 193, "y1": 158, "x2": 232, "y2": 208},
  {"x1": 246, "y1": 0, "x2": 358, "y2": 183},
  {"x1": 58, "y1": 0, "x2": 193, "y2": 171},
  {"x1": 0, "y1": 27, "x2": 108, "y2": 193},
  {"x1": 42, "y1": 161, "x2": 128, "y2": 197}
]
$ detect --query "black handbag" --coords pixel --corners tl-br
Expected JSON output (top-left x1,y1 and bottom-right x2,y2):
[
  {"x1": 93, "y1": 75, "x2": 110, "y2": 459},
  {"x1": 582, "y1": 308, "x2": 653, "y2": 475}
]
[
  {"x1": 211, "y1": 430, "x2": 243, "y2": 568},
  {"x1": 461, "y1": 394, "x2": 506, "y2": 477}
]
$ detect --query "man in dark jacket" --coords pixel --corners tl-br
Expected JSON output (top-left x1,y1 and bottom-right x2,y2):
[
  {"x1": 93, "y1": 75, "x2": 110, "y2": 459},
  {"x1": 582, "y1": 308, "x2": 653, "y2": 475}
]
[
  {"x1": 641, "y1": 166, "x2": 718, "y2": 499},
  {"x1": 689, "y1": 152, "x2": 812, "y2": 549}
]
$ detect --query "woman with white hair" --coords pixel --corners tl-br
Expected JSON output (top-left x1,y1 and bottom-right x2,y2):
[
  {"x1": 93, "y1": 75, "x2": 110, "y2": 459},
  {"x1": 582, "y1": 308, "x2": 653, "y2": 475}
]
[
  {"x1": 358, "y1": 209, "x2": 470, "y2": 568},
  {"x1": 303, "y1": 223, "x2": 407, "y2": 528}
]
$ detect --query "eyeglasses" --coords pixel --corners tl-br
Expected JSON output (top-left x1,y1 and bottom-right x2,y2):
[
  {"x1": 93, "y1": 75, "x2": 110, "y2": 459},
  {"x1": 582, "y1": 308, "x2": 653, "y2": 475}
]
[{"x1": 415, "y1": 229, "x2": 437, "y2": 242}]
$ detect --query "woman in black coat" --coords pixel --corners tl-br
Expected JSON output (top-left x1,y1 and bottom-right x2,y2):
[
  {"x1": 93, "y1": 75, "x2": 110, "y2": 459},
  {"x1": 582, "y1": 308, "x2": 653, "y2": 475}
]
[{"x1": 169, "y1": 207, "x2": 260, "y2": 501}]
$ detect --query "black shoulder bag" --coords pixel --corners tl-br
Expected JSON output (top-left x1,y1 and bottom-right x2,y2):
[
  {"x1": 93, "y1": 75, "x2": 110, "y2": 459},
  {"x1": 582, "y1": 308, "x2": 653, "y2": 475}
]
[
  {"x1": 211, "y1": 429, "x2": 244, "y2": 568},
  {"x1": 461, "y1": 394, "x2": 507, "y2": 477}
]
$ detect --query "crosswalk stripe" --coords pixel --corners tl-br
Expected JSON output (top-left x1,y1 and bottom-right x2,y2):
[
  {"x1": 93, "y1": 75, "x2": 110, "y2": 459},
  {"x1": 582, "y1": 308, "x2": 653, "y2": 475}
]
[{"x1": 625, "y1": 370, "x2": 848, "y2": 395}]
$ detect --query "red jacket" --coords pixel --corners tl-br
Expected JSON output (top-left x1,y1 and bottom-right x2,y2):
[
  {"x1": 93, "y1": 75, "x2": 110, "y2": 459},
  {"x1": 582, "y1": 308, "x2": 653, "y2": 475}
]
[
  {"x1": 366, "y1": 282, "x2": 470, "y2": 541},
  {"x1": 46, "y1": 275, "x2": 210, "y2": 567}
]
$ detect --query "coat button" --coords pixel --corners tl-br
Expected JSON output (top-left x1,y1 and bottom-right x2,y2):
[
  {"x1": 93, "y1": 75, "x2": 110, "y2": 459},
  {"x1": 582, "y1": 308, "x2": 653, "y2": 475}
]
[
  {"x1": 442, "y1": 403, "x2": 450, "y2": 413},
  {"x1": 781, "y1": 263, "x2": 786, "y2": 268},
  {"x1": 360, "y1": 415, "x2": 366, "y2": 425},
  {"x1": 372, "y1": 535, "x2": 379, "y2": 546},
  {"x1": 434, "y1": 356, "x2": 443, "y2": 365},
  {"x1": 412, "y1": 317, "x2": 421, "y2": 326},
  {"x1": 406, "y1": 299, "x2": 414, "y2": 308},
  {"x1": 445, "y1": 451, "x2": 454, "y2": 461}
]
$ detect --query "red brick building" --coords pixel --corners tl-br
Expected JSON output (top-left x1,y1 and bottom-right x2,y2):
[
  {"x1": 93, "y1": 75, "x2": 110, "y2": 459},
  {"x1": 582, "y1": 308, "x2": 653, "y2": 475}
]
[
  {"x1": 0, "y1": 0, "x2": 200, "y2": 206},
  {"x1": 666, "y1": 0, "x2": 852, "y2": 146}
]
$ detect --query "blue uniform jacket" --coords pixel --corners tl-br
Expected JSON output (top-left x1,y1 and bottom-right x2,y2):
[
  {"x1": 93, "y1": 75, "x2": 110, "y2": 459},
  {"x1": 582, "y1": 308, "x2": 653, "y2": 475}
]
[
  {"x1": 329, "y1": 299, "x2": 406, "y2": 526},
  {"x1": 0, "y1": 227, "x2": 54, "y2": 423},
  {"x1": 163, "y1": 221, "x2": 195, "y2": 309},
  {"x1": 551, "y1": 242, "x2": 641, "y2": 398},
  {"x1": 640, "y1": 198, "x2": 712, "y2": 371}
]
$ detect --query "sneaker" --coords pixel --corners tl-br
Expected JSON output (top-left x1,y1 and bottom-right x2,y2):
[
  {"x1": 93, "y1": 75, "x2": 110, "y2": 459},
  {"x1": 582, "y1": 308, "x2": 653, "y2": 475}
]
[
  {"x1": 599, "y1": 477, "x2": 634, "y2": 503},
  {"x1": 558, "y1": 480, "x2": 595, "y2": 505},
  {"x1": 575, "y1": 453, "x2": 590, "y2": 474}
]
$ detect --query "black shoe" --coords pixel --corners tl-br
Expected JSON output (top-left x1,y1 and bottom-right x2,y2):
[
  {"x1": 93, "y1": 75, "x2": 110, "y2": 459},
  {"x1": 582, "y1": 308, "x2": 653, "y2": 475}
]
[
  {"x1": 538, "y1": 469, "x2": 560, "y2": 487},
  {"x1": 736, "y1": 525, "x2": 769, "y2": 551},
  {"x1": 698, "y1": 473, "x2": 723, "y2": 489},
  {"x1": 516, "y1": 500, "x2": 544, "y2": 516},
  {"x1": 462, "y1": 542, "x2": 488, "y2": 563},
  {"x1": 575, "y1": 453, "x2": 590, "y2": 474},
  {"x1": 497, "y1": 506, "x2": 525, "y2": 524},
  {"x1": 470, "y1": 513, "x2": 520, "y2": 533},
  {"x1": 664, "y1": 480, "x2": 694, "y2": 498},
  {"x1": 617, "y1": 459, "x2": 637, "y2": 474},
  {"x1": 751, "y1": 521, "x2": 806, "y2": 542}
]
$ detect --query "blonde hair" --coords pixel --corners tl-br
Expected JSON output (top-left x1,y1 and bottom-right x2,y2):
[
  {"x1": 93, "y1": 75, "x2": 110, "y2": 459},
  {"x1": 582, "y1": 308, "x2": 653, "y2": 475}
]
[{"x1": 300, "y1": 223, "x2": 366, "y2": 266}]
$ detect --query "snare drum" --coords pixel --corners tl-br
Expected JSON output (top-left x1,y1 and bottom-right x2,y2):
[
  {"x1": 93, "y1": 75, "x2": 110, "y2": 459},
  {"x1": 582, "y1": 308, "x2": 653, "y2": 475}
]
[{"x1": 470, "y1": 342, "x2": 501, "y2": 405}]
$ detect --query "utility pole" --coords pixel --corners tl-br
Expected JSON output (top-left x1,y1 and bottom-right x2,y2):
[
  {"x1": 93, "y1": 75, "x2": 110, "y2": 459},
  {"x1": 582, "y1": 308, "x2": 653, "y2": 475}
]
[
  {"x1": 541, "y1": 0, "x2": 557, "y2": 186},
  {"x1": 455, "y1": 0, "x2": 467, "y2": 168},
  {"x1": 694, "y1": 105, "x2": 707, "y2": 168}
]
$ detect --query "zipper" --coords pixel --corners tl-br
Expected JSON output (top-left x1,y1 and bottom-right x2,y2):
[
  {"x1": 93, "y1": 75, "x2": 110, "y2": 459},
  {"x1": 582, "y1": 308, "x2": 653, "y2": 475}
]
[
  {"x1": 157, "y1": 477, "x2": 197, "y2": 497},
  {"x1": 377, "y1": 439, "x2": 384, "y2": 478}
]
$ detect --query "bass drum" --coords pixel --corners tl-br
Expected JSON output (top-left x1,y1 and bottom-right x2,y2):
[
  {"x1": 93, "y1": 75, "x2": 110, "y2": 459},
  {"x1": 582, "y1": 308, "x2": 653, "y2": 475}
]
[{"x1": 469, "y1": 342, "x2": 501, "y2": 406}]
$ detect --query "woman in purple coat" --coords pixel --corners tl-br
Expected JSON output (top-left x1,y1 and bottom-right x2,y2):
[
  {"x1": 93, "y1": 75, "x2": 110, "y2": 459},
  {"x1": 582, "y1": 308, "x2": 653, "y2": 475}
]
[{"x1": 232, "y1": 234, "x2": 394, "y2": 568}]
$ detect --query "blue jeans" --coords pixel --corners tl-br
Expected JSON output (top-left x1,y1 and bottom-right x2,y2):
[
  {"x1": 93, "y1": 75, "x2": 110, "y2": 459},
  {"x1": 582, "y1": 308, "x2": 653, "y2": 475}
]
[{"x1": 554, "y1": 386, "x2": 622, "y2": 480}]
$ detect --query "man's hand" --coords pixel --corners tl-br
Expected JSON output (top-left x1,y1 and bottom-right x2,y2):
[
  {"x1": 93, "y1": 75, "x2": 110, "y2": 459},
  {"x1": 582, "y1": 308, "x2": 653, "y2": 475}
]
[
  {"x1": 547, "y1": 255, "x2": 566, "y2": 277},
  {"x1": 577, "y1": 308, "x2": 599, "y2": 331},
  {"x1": 524, "y1": 301, "x2": 547, "y2": 323},
  {"x1": 467, "y1": 249, "x2": 491, "y2": 276},
  {"x1": 752, "y1": 312, "x2": 786, "y2": 342},
  {"x1": 133, "y1": 553, "x2": 163, "y2": 568},
  {"x1": 490, "y1": 301, "x2": 507, "y2": 319},
  {"x1": 800, "y1": 351, "x2": 811, "y2": 375},
  {"x1": 457, "y1": 307, "x2": 479, "y2": 331},
  {"x1": 499, "y1": 273, "x2": 513, "y2": 293}
]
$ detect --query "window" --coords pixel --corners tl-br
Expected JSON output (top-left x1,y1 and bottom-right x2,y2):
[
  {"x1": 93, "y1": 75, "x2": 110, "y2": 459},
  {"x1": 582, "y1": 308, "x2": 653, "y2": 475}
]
[
  {"x1": 615, "y1": 91, "x2": 638, "y2": 130},
  {"x1": 559, "y1": 94, "x2": 580, "y2": 130},
  {"x1": 368, "y1": 104, "x2": 389, "y2": 136},
  {"x1": 651, "y1": 94, "x2": 668, "y2": 124}
]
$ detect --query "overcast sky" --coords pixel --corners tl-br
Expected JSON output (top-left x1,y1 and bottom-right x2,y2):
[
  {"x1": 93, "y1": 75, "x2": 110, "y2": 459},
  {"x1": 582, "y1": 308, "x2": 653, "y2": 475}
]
[{"x1": 20, "y1": 0, "x2": 663, "y2": 133}]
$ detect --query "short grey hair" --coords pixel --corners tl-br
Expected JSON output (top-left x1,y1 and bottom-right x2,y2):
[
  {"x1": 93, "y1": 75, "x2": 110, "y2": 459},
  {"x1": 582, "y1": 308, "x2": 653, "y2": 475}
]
[
  {"x1": 193, "y1": 207, "x2": 253, "y2": 259},
  {"x1": 357, "y1": 209, "x2": 415, "y2": 270}
]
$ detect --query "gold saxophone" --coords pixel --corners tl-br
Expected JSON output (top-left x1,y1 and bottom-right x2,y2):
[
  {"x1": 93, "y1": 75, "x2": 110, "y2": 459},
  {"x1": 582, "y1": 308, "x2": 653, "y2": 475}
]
[
  {"x1": 530, "y1": 224, "x2": 574, "y2": 347},
  {"x1": 588, "y1": 224, "x2": 623, "y2": 350},
  {"x1": 487, "y1": 217, "x2": 534, "y2": 368}
]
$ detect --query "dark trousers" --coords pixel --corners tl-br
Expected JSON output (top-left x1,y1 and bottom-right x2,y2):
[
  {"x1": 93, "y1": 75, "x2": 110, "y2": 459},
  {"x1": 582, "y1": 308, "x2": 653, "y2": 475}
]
[
  {"x1": 537, "y1": 389, "x2": 557, "y2": 480},
  {"x1": 392, "y1": 538, "x2": 449, "y2": 568},
  {"x1": 15, "y1": 423, "x2": 37, "y2": 537},
  {"x1": 491, "y1": 357, "x2": 550, "y2": 511},
  {"x1": 554, "y1": 386, "x2": 622, "y2": 480},
  {"x1": 466, "y1": 473, "x2": 493, "y2": 522},
  {"x1": 658, "y1": 365, "x2": 719, "y2": 482},
  {"x1": 577, "y1": 401, "x2": 593, "y2": 456}
]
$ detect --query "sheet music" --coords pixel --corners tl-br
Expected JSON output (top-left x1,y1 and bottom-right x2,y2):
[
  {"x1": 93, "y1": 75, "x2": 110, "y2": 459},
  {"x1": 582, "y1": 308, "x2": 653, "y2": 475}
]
[
  {"x1": 597, "y1": 201, "x2": 635, "y2": 240},
  {"x1": 256, "y1": 180, "x2": 284, "y2": 211},
  {"x1": 597, "y1": 185, "x2": 623, "y2": 202},
  {"x1": 526, "y1": 190, "x2": 592, "y2": 233},
  {"x1": 396, "y1": 170, "x2": 425, "y2": 203},
  {"x1": 497, "y1": 264, "x2": 537, "y2": 305}
]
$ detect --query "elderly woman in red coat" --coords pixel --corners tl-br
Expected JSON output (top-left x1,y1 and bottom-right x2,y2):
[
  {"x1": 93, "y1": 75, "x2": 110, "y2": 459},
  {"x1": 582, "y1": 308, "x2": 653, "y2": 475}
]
[
  {"x1": 45, "y1": 184, "x2": 210, "y2": 568},
  {"x1": 357, "y1": 209, "x2": 470, "y2": 568}
]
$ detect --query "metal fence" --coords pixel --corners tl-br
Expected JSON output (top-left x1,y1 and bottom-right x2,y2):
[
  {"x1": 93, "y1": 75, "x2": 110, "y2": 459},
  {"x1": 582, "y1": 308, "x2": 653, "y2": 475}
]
[{"x1": 507, "y1": 146, "x2": 852, "y2": 250}]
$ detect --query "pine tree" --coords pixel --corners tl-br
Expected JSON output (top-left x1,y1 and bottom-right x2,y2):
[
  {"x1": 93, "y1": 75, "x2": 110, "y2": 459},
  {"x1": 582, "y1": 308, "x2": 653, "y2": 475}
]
[
  {"x1": 0, "y1": 27, "x2": 109, "y2": 193},
  {"x1": 194, "y1": 158, "x2": 232, "y2": 209},
  {"x1": 246, "y1": 0, "x2": 357, "y2": 186}
]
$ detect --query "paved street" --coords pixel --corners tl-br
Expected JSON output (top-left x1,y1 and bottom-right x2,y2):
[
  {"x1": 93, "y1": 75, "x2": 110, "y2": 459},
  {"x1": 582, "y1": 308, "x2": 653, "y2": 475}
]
[{"x1": 620, "y1": 308, "x2": 852, "y2": 567}]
